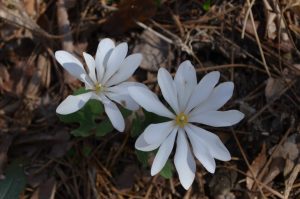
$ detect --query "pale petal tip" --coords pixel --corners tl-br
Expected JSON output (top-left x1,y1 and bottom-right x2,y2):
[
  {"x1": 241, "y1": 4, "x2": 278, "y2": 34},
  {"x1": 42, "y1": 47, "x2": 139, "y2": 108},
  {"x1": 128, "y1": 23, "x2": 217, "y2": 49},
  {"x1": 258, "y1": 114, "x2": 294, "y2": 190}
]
[
  {"x1": 101, "y1": 38, "x2": 114, "y2": 43},
  {"x1": 116, "y1": 123, "x2": 125, "y2": 132},
  {"x1": 236, "y1": 110, "x2": 245, "y2": 122},
  {"x1": 207, "y1": 164, "x2": 216, "y2": 174},
  {"x1": 82, "y1": 52, "x2": 89, "y2": 57},
  {"x1": 56, "y1": 103, "x2": 74, "y2": 115},
  {"x1": 55, "y1": 105, "x2": 65, "y2": 115},
  {"x1": 118, "y1": 42, "x2": 128, "y2": 51},
  {"x1": 150, "y1": 167, "x2": 160, "y2": 176},
  {"x1": 54, "y1": 50, "x2": 65, "y2": 56},
  {"x1": 158, "y1": 67, "x2": 168, "y2": 74},
  {"x1": 54, "y1": 50, "x2": 67, "y2": 62},
  {"x1": 182, "y1": 60, "x2": 192, "y2": 66},
  {"x1": 223, "y1": 153, "x2": 232, "y2": 161},
  {"x1": 207, "y1": 71, "x2": 220, "y2": 79},
  {"x1": 226, "y1": 81, "x2": 234, "y2": 92},
  {"x1": 135, "y1": 53, "x2": 143, "y2": 63},
  {"x1": 181, "y1": 179, "x2": 193, "y2": 190}
]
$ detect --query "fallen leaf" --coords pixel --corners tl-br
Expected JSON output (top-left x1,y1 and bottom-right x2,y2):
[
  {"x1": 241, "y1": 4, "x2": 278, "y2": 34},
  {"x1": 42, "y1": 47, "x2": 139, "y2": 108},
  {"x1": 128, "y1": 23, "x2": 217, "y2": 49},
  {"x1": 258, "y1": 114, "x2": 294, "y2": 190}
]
[
  {"x1": 30, "y1": 177, "x2": 56, "y2": 199},
  {"x1": 102, "y1": 0, "x2": 156, "y2": 35},
  {"x1": 115, "y1": 164, "x2": 139, "y2": 191},
  {"x1": 133, "y1": 29, "x2": 172, "y2": 71},
  {"x1": 265, "y1": 77, "x2": 285, "y2": 101},
  {"x1": 209, "y1": 167, "x2": 237, "y2": 198},
  {"x1": 246, "y1": 143, "x2": 267, "y2": 190}
]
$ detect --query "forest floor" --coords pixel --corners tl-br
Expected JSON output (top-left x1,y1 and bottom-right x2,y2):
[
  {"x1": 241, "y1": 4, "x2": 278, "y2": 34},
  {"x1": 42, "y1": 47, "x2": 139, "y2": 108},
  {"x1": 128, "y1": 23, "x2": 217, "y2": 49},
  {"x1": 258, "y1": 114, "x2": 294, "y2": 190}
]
[{"x1": 0, "y1": 0, "x2": 300, "y2": 198}]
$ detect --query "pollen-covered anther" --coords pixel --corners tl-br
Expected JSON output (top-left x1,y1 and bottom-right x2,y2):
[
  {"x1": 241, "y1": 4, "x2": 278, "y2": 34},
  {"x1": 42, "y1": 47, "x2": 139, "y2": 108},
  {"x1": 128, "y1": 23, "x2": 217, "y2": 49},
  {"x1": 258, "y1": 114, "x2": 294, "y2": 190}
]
[
  {"x1": 94, "y1": 83, "x2": 103, "y2": 94},
  {"x1": 175, "y1": 112, "x2": 188, "y2": 128}
]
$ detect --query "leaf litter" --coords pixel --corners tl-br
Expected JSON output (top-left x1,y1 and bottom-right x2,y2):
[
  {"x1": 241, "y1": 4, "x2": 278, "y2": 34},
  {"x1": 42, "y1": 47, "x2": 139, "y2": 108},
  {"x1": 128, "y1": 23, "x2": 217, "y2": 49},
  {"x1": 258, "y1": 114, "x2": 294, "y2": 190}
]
[{"x1": 0, "y1": 0, "x2": 300, "y2": 198}]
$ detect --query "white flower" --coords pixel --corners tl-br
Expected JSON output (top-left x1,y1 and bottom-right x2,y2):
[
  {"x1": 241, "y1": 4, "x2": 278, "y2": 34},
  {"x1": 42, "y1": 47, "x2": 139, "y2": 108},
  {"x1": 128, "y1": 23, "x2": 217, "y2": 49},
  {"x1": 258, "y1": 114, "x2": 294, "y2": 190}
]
[
  {"x1": 128, "y1": 61, "x2": 244, "y2": 189},
  {"x1": 55, "y1": 38, "x2": 143, "y2": 132}
]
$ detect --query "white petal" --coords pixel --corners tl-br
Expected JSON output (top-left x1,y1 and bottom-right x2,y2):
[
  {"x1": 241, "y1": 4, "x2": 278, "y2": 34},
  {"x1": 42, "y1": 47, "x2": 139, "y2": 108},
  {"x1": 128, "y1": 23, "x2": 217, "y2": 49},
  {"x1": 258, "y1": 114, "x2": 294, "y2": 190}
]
[
  {"x1": 151, "y1": 128, "x2": 178, "y2": 175},
  {"x1": 55, "y1": 51, "x2": 87, "y2": 81},
  {"x1": 174, "y1": 129, "x2": 196, "y2": 190},
  {"x1": 102, "y1": 42, "x2": 128, "y2": 84},
  {"x1": 185, "y1": 124, "x2": 231, "y2": 161},
  {"x1": 56, "y1": 92, "x2": 92, "y2": 114},
  {"x1": 106, "y1": 53, "x2": 142, "y2": 86},
  {"x1": 189, "y1": 110, "x2": 245, "y2": 127},
  {"x1": 105, "y1": 82, "x2": 142, "y2": 111},
  {"x1": 104, "y1": 100, "x2": 125, "y2": 132},
  {"x1": 95, "y1": 38, "x2": 115, "y2": 82},
  {"x1": 128, "y1": 86, "x2": 175, "y2": 118},
  {"x1": 185, "y1": 125, "x2": 216, "y2": 173},
  {"x1": 158, "y1": 68, "x2": 180, "y2": 114},
  {"x1": 174, "y1": 61, "x2": 197, "y2": 111},
  {"x1": 143, "y1": 121, "x2": 174, "y2": 144},
  {"x1": 185, "y1": 71, "x2": 220, "y2": 113},
  {"x1": 79, "y1": 73, "x2": 94, "y2": 90},
  {"x1": 83, "y1": 52, "x2": 97, "y2": 83},
  {"x1": 135, "y1": 122, "x2": 175, "y2": 151},
  {"x1": 190, "y1": 82, "x2": 234, "y2": 116},
  {"x1": 135, "y1": 133, "x2": 160, "y2": 151}
]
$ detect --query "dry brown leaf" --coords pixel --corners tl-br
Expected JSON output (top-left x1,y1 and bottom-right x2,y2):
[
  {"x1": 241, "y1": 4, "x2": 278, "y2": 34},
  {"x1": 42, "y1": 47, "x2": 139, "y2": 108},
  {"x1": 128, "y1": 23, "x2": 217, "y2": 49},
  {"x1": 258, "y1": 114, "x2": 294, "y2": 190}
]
[
  {"x1": 246, "y1": 143, "x2": 267, "y2": 190},
  {"x1": 102, "y1": 0, "x2": 156, "y2": 35},
  {"x1": 23, "y1": 0, "x2": 36, "y2": 18},
  {"x1": 30, "y1": 177, "x2": 56, "y2": 199},
  {"x1": 133, "y1": 29, "x2": 172, "y2": 71},
  {"x1": 293, "y1": 64, "x2": 300, "y2": 71},
  {"x1": 284, "y1": 164, "x2": 300, "y2": 199},
  {"x1": 270, "y1": 134, "x2": 299, "y2": 161},
  {"x1": 209, "y1": 167, "x2": 237, "y2": 198},
  {"x1": 0, "y1": 66, "x2": 12, "y2": 92},
  {"x1": 262, "y1": 134, "x2": 300, "y2": 185},
  {"x1": 115, "y1": 164, "x2": 139, "y2": 191},
  {"x1": 25, "y1": 53, "x2": 51, "y2": 98},
  {"x1": 0, "y1": 133, "x2": 15, "y2": 179},
  {"x1": 265, "y1": 77, "x2": 285, "y2": 101}
]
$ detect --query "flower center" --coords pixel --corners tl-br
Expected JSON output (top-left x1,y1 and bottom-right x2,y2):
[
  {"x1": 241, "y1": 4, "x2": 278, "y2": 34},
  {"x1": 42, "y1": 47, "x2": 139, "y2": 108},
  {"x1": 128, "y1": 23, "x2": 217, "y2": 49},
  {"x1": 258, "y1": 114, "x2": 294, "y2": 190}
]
[
  {"x1": 175, "y1": 112, "x2": 188, "y2": 128},
  {"x1": 94, "y1": 83, "x2": 103, "y2": 94}
]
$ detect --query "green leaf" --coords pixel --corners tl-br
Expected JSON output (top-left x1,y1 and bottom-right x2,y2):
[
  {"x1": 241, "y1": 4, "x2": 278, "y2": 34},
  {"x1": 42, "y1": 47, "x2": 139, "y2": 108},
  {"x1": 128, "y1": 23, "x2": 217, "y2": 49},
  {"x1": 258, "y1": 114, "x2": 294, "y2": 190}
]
[
  {"x1": 131, "y1": 110, "x2": 169, "y2": 138},
  {"x1": 119, "y1": 107, "x2": 132, "y2": 118},
  {"x1": 202, "y1": 0, "x2": 211, "y2": 11},
  {"x1": 0, "y1": 160, "x2": 26, "y2": 199},
  {"x1": 82, "y1": 145, "x2": 93, "y2": 157},
  {"x1": 71, "y1": 121, "x2": 94, "y2": 137},
  {"x1": 73, "y1": 87, "x2": 90, "y2": 95},
  {"x1": 135, "y1": 150, "x2": 149, "y2": 167},
  {"x1": 160, "y1": 160, "x2": 174, "y2": 179},
  {"x1": 58, "y1": 88, "x2": 105, "y2": 137},
  {"x1": 131, "y1": 113, "x2": 144, "y2": 137},
  {"x1": 95, "y1": 119, "x2": 114, "y2": 137},
  {"x1": 84, "y1": 99, "x2": 104, "y2": 115}
]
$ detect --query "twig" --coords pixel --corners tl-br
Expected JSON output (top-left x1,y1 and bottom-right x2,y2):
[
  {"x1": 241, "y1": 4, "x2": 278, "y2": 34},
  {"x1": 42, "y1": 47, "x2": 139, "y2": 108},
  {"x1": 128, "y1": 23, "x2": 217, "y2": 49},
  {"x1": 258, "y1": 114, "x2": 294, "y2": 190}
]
[
  {"x1": 222, "y1": 165, "x2": 285, "y2": 198},
  {"x1": 248, "y1": 80, "x2": 296, "y2": 123},
  {"x1": 135, "y1": 21, "x2": 173, "y2": 44},
  {"x1": 56, "y1": 0, "x2": 74, "y2": 52},
  {"x1": 284, "y1": 164, "x2": 300, "y2": 199},
  {"x1": 150, "y1": 19, "x2": 204, "y2": 68},
  {"x1": 243, "y1": 0, "x2": 271, "y2": 77},
  {"x1": 241, "y1": 0, "x2": 256, "y2": 39},
  {"x1": 88, "y1": 168, "x2": 100, "y2": 199},
  {"x1": 256, "y1": 121, "x2": 294, "y2": 189},
  {"x1": 231, "y1": 129, "x2": 268, "y2": 199}
]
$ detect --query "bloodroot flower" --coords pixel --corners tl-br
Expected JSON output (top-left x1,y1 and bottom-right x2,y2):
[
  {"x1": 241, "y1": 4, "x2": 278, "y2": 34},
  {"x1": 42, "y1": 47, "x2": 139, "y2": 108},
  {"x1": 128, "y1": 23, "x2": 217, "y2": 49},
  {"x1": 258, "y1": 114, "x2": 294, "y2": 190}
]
[
  {"x1": 55, "y1": 38, "x2": 142, "y2": 132},
  {"x1": 128, "y1": 61, "x2": 244, "y2": 189}
]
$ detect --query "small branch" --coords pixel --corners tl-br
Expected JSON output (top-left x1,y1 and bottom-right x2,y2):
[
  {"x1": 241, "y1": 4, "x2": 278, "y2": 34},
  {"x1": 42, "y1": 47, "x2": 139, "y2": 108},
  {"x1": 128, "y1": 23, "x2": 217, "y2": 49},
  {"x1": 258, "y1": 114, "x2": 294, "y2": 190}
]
[{"x1": 56, "y1": 0, "x2": 74, "y2": 52}]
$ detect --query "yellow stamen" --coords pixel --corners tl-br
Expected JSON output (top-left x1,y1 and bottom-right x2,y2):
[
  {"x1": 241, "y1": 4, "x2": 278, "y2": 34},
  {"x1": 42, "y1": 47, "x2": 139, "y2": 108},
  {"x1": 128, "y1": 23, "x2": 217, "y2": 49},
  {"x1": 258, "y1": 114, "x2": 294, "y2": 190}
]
[
  {"x1": 175, "y1": 112, "x2": 188, "y2": 128},
  {"x1": 94, "y1": 83, "x2": 103, "y2": 94}
]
